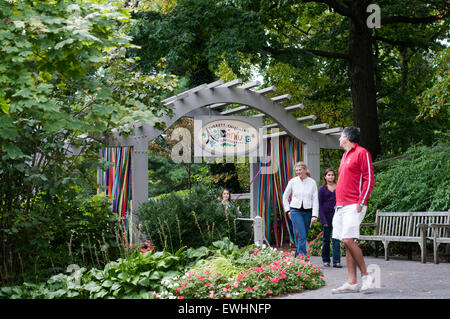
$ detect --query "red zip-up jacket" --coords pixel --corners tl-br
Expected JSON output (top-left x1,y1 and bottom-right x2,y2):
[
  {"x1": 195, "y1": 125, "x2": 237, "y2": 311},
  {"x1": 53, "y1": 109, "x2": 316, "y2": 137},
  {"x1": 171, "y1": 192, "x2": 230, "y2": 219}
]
[{"x1": 336, "y1": 143, "x2": 375, "y2": 206}]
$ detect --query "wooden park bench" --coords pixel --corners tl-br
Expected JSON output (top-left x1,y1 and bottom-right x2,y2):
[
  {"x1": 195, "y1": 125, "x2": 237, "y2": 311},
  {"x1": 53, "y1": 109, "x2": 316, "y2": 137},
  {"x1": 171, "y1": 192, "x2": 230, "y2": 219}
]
[
  {"x1": 430, "y1": 222, "x2": 450, "y2": 264},
  {"x1": 360, "y1": 210, "x2": 450, "y2": 263}
]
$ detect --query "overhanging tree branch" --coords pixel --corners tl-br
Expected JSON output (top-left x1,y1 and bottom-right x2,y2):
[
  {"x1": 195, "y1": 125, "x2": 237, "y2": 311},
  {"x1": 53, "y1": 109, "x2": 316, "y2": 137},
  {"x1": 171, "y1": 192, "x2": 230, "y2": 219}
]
[
  {"x1": 305, "y1": 49, "x2": 349, "y2": 60},
  {"x1": 373, "y1": 36, "x2": 413, "y2": 48},
  {"x1": 381, "y1": 11, "x2": 448, "y2": 25},
  {"x1": 263, "y1": 45, "x2": 349, "y2": 61},
  {"x1": 272, "y1": 26, "x2": 349, "y2": 61}
]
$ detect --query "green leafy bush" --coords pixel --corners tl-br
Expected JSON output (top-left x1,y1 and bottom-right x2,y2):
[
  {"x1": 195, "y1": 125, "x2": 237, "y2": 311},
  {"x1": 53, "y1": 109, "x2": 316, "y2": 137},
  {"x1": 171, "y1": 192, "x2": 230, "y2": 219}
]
[
  {"x1": 367, "y1": 141, "x2": 450, "y2": 221},
  {"x1": 0, "y1": 0, "x2": 177, "y2": 286},
  {"x1": 0, "y1": 190, "x2": 128, "y2": 285},
  {"x1": 137, "y1": 185, "x2": 253, "y2": 252}
]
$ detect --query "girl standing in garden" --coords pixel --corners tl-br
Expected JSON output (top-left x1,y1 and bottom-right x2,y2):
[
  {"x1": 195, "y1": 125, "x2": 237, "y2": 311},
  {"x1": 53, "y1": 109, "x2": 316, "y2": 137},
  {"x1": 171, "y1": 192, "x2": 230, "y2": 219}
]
[
  {"x1": 283, "y1": 162, "x2": 319, "y2": 258},
  {"x1": 318, "y1": 168, "x2": 342, "y2": 268},
  {"x1": 220, "y1": 189, "x2": 242, "y2": 216}
]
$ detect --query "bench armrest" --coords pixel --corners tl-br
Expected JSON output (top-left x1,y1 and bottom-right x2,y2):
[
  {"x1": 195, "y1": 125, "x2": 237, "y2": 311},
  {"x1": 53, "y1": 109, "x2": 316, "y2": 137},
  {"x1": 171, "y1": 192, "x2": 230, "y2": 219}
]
[
  {"x1": 417, "y1": 223, "x2": 429, "y2": 229},
  {"x1": 429, "y1": 223, "x2": 450, "y2": 229}
]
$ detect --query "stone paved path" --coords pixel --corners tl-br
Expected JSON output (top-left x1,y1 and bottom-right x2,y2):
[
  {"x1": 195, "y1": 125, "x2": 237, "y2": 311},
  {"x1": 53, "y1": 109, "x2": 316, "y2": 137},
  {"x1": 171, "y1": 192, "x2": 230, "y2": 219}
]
[{"x1": 275, "y1": 256, "x2": 450, "y2": 299}]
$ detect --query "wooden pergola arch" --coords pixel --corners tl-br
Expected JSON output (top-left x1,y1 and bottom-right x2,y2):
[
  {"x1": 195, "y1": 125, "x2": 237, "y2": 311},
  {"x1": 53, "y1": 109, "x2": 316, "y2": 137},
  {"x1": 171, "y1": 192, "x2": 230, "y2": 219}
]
[{"x1": 104, "y1": 78, "x2": 342, "y2": 244}]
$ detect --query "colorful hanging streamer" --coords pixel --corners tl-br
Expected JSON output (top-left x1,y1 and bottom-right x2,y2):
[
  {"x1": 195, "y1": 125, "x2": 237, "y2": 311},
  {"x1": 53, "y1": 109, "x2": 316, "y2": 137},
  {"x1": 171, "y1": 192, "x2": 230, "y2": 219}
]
[
  {"x1": 257, "y1": 136, "x2": 303, "y2": 247},
  {"x1": 99, "y1": 147, "x2": 132, "y2": 242}
]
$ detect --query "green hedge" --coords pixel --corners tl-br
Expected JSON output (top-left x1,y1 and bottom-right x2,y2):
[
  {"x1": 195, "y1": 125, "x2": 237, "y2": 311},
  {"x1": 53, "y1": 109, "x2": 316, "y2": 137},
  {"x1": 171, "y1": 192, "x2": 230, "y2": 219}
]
[
  {"x1": 137, "y1": 185, "x2": 253, "y2": 252},
  {"x1": 367, "y1": 141, "x2": 450, "y2": 221}
]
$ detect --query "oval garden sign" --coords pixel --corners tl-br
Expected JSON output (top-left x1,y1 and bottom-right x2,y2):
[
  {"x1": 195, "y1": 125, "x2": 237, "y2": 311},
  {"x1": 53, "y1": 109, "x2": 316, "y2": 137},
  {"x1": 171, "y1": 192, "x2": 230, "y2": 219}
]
[{"x1": 198, "y1": 118, "x2": 259, "y2": 157}]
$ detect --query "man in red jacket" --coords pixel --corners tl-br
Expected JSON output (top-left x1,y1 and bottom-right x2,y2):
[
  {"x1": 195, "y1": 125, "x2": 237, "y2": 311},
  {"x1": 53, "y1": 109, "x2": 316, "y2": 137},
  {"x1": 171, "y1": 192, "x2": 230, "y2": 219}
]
[{"x1": 332, "y1": 126, "x2": 377, "y2": 294}]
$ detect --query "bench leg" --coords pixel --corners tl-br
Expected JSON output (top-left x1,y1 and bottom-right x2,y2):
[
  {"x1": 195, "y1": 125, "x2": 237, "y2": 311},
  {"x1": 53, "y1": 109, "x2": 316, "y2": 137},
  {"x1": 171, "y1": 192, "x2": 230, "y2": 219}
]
[
  {"x1": 420, "y1": 240, "x2": 427, "y2": 264},
  {"x1": 374, "y1": 241, "x2": 378, "y2": 258},
  {"x1": 434, "y1": 241, "x2": 439, "y2": 264},
  {"x1": 383, "y1": 241, "x2": 389, "y2": 261},
  {"x1": 419, "y1": 225, "x2": 428, "y2": 263}
]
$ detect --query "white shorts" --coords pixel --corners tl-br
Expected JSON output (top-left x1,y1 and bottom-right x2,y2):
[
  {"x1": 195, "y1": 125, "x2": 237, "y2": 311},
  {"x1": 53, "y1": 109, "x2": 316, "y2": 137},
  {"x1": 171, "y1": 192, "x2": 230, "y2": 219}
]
[{"x1": 332, "y1": 204, "x2": 367, "y2": 240}]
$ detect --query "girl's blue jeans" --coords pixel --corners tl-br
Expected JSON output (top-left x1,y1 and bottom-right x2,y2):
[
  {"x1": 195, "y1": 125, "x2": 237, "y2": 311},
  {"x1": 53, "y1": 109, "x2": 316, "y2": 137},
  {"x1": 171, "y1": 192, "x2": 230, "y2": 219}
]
[
  {"x1": 290, "y1": 208, "x2": 312, "y2": 257},
  {"x1": 322, "y1": 224, "x2": 341, "y2": 265}
]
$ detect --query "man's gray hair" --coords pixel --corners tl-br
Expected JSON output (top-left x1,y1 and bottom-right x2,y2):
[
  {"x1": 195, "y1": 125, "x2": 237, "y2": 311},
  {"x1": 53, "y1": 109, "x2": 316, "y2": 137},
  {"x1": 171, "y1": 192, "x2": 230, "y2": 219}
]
[{"x1": 342, "y1": 126, "x2": 360, "y2": 143}]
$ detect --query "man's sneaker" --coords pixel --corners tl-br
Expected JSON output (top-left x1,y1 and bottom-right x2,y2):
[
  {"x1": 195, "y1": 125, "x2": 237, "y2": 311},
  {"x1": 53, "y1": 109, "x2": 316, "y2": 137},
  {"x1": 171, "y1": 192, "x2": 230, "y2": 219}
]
[
  {"x1": 360, "y1": 274, "x2": 376, "y2": 293},
  {"x1": 331, "y1": 282, "x2": 359, "y2": 294}
]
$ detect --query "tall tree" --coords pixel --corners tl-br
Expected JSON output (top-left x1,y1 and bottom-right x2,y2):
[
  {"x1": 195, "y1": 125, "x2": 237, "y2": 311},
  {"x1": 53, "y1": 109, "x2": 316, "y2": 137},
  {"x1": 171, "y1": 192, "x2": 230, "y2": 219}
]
[
  {"x1": 129, "y1": 0, "x2": 449, "y2": 159},
  {"x1": 234, "y1": 0, "x2": 448, "y2": 159}
]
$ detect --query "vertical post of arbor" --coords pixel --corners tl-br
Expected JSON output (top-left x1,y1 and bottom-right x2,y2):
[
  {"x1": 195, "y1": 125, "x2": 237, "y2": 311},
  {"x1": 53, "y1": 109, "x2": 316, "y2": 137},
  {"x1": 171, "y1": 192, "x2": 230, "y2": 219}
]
[
  {"x1": 249, "y1": 161, "x2": 263, "y2": 246},
  {"x1": 130, "y1": 126, "x2": 149, "y2": 246},
  {"x1": 303, "y1": 141, "x2": 321, "y2": 184},
  {"x1": 249, "y1": 162, "x2": 259, "y2": 219}
]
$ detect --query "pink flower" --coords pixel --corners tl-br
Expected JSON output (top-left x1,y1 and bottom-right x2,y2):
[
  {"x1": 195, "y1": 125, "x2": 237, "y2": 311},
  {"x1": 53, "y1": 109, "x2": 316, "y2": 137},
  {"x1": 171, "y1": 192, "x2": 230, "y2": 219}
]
[
  {"x1": 209, "y1": 290, "x2": 215, "y2": 298},
  {"x1": 265, "y1": 276, "x2": 269, "y2": 280},
  {"x1": 253, "y1": 286, "x2": 257, "y2": 291},
  {"x1": 226, "y1": 293, "x2": 232, "y2": 298},
  {"x1": 267, "y1": 290, "x2": 273, "y2": 294},
  {"x1": 177, "y1": 296, "x2": 184, "y2": 299},
  {"x1": 304, "y1": 274, "x2": 309, "y2": 278},
  {"x1": 245, "y1": 287, "x2": 251, "y2": 293},
  {"x1": 205, "y1": 282, "x2": 210, "y2": 287},
  {"x1": 233, "y1": 282, "x2": 239, "y2": 288}
]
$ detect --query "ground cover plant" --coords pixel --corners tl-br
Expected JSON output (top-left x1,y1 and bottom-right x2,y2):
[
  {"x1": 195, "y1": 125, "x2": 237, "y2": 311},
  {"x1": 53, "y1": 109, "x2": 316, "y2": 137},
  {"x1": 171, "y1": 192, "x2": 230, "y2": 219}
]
[{"x1": 0, "y1": 238, "x2": 325, "y2": 299}]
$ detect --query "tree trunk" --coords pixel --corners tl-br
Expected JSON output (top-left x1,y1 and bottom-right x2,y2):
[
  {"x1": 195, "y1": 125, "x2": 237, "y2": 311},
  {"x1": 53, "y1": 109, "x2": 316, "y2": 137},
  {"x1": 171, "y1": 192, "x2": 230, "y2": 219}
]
[{"x1": 347, "y1": 4, "x2": 381, "y2": 159}]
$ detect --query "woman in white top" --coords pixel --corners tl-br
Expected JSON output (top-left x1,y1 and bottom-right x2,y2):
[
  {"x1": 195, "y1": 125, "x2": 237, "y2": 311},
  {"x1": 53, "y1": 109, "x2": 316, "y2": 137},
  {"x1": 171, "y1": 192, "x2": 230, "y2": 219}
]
[{"x1": 283, "y1": 161, "x2": 319, "y2": 257}]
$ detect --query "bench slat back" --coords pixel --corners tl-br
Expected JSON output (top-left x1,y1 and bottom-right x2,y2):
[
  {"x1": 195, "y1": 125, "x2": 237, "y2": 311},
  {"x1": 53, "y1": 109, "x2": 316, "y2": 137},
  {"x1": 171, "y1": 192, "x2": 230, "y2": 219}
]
[{"x1": 376, "y1": 211, "x2": 449, "y2": 238}]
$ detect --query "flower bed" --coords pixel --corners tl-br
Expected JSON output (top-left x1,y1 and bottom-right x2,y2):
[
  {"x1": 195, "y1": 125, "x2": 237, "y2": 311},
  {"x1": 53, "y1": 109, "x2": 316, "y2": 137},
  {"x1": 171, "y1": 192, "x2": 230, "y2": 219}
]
[
  {"x1": 0, "y1": 239, "x2": 325, "y2": 299},
  {"x1": 159, "y1": 246, "x2": 325, "y2": 299}
]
